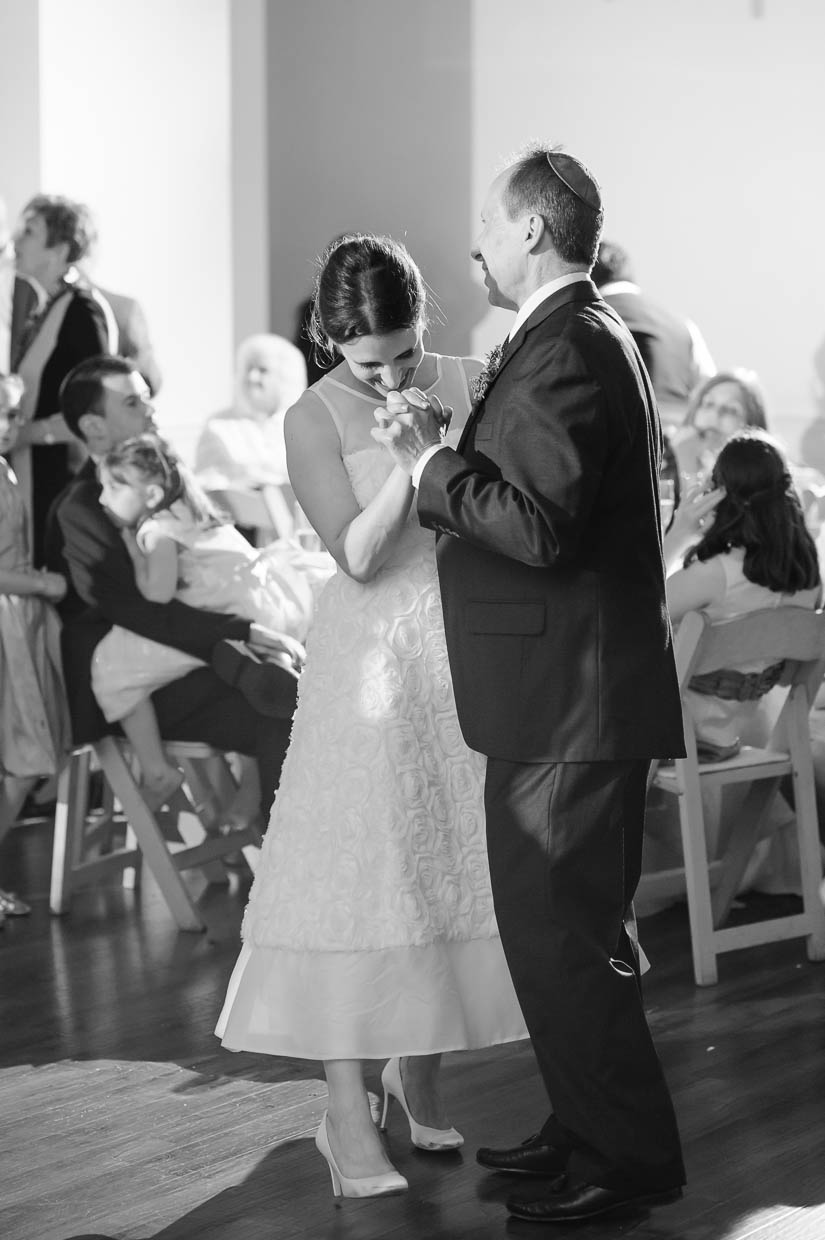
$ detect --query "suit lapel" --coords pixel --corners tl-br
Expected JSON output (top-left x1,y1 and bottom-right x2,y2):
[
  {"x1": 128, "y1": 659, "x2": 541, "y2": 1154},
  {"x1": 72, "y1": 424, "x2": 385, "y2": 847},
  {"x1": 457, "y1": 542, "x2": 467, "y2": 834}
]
[{"x1": 457, "y1": 279, "x2": 601, "y2": 454}]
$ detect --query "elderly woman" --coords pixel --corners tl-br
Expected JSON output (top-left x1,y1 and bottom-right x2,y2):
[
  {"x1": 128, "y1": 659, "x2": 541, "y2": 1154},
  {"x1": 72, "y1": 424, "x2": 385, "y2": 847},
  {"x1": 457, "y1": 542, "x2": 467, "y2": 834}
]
[
  {"x1": 671, "y1": 369, "x2": 768, "y2": 490},
  {"x1": 196, "y1": 334, "x2": 308, "y2": 489},
  {"x1": 12, "y1": 194, "x2": 111, "y2": 564}
]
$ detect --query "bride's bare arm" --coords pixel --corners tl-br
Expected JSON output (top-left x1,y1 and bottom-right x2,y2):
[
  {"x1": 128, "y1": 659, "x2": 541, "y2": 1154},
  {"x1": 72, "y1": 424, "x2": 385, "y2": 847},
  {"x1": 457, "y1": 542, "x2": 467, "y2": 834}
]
[{"x1": 285, "y1": 392, "x2": 415, "y2": 583}]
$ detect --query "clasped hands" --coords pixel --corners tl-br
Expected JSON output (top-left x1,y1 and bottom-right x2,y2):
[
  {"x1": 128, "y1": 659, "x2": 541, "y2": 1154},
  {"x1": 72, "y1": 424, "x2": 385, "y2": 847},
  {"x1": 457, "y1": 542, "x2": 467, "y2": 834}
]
[{"x1": 371, "y1": 389, "x2": 452, "y2": 475}]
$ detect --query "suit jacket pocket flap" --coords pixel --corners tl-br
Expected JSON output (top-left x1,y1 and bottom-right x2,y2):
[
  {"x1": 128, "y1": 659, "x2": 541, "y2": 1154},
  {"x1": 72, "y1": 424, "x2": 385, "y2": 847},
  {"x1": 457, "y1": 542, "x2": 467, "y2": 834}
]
[{"x1": 468, "y1": 601, "x2": 546, "y2": 635}]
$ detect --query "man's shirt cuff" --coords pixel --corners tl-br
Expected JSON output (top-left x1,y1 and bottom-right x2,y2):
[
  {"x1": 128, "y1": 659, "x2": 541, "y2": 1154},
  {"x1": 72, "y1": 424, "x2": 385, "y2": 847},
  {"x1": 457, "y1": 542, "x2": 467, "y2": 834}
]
[{"x1": 412, "y1": 442, "x2": 448, "y2": 489}]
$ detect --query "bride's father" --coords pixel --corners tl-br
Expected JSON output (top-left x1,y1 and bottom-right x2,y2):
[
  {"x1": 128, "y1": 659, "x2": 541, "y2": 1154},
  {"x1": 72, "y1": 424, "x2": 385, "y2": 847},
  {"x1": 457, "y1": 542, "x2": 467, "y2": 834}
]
[{"x1": 373, "y1": 144, "x2": 686, "y2": 1225}]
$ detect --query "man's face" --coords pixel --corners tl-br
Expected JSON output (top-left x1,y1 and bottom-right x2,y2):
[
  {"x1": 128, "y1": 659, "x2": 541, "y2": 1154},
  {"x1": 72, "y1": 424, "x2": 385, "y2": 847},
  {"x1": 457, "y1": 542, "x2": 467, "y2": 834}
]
[
  {"x1": 96, "y1": 373, "x2": 156, "y2": 450},
  {"x1": 14, "y1": 211, "x2": 58, "y2": 283},
  {"x1": 470, "y1": 171, "x2": 526, "y2": 311}
]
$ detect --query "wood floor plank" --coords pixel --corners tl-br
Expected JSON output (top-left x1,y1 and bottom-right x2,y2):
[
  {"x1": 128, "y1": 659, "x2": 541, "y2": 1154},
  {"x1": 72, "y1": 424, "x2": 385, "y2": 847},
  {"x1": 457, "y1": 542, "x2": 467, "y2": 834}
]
[{"x1": 1, "y1": 820, "x2": 824, "y2": 1240}]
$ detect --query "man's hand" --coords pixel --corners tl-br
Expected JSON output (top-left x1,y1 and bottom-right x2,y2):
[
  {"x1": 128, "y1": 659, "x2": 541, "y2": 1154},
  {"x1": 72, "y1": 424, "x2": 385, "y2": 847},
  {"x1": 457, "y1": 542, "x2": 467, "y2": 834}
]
[
  {"x1": 248, "y1": 623, "x2": 306, "y2": 672},
  {"x1": 371, "y1": 388, "x2": 449, "y2": 476}
]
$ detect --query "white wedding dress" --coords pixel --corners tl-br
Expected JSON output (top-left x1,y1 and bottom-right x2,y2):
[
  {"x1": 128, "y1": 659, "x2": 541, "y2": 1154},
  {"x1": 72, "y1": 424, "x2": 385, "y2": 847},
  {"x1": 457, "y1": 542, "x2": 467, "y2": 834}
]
[{"x1": 216, "y1": 355, "x2": 526, "y2": 1060}]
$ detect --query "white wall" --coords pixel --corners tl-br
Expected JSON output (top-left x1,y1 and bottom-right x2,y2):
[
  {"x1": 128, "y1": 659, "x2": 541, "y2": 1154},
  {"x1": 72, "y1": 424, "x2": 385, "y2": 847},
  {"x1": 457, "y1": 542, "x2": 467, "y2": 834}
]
[
  {"x1": 266, "y1": 0, "x2": 479, "y2": 354},
  {"x1": 470, "y1": 0, "x2": 825, "y2": 450},
  {"x1": 37, "y1": 0, "x2": 235, "y2": 462},
  {"x1": 0, "y1": 1, "x2": 41, "y2": 226}
]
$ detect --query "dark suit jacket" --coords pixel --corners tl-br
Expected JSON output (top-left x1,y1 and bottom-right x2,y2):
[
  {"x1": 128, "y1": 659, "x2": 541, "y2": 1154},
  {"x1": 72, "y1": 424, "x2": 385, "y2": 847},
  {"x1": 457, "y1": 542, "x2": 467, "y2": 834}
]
[
  {"x1": 417, "y1": 279, "x2": 684, "y2": 763},
  {"x1": 96, "y1": 286, "x2": 162, "y2": 395},
  {"x1": 22, "y1": 285, "x2": 110, "y2": 566},
  {"x1": 47, "y1": 460, "x2": 250, "y2": 743},
  {"x1": 10, "y1": 274, "x2": 37, "y2": 361}
]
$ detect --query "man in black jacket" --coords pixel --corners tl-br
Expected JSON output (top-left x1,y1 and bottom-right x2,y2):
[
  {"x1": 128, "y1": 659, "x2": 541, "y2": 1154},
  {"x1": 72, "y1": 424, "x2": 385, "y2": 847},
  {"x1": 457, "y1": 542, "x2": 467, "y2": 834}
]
[
  {"x1": 374, "y1": 146, "x2": 685, "y2": 1225},
  {"x1": 46, "y1": 355, "x2": 297, "y2": 815}
]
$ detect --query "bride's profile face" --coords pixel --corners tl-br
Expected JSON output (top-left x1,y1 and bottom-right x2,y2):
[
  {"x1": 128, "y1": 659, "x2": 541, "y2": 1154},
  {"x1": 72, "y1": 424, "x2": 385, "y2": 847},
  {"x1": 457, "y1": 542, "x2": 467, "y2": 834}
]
[{"x1": 338, "y1": 325, "x2": 424, "y2": 395}]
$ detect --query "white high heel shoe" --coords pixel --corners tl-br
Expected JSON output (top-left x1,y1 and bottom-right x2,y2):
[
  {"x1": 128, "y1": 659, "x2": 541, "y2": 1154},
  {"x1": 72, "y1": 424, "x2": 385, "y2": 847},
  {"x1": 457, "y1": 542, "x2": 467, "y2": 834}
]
[
  {"x1": 380, "y1": 1058, "x2": 464, "y2": 1151},
  {"x1": 315, "y1": 1111, "x2": 408, "y2": 1198}
]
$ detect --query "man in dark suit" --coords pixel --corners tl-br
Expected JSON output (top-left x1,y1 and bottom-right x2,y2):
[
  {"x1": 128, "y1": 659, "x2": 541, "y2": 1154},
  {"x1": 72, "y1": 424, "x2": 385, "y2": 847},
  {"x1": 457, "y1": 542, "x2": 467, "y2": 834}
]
[
  {"x1": 592, "y1": 240, "x2": 715, "y2": 427},
  {"x1": 46, "y1": 355, "x2": 299, "y2": 817},
  {"x1": 374, "y1": 146, "x2": 685, "y2": 1224}
]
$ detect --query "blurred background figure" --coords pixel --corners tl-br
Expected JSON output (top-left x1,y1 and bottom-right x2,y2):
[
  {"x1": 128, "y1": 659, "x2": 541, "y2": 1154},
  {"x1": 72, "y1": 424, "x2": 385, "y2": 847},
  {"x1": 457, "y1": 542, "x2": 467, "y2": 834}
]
[
  {"x1": 93, "y1": 284, "x2": 162, "y2": 397},
  {"x1": 671, "y1": 369, "x2": 769, "y2": 490},
  {"x1": 798, "y1": 333, "x2": 825, "y2": 475},
  {"x1": 0, "y1": 195, "x2": 38, "y2": 377},
  {"x1": 11, "y1": 193, "x2": 111, "y2": 564},
  {"x1": 592, "y1": 240, "x2": 715, "y2": 428},
  {"x1": 0, "y1": 373, "x2": 70, "y2": 863},
  {"x1": 196, "y1": 333, "x2": 307, "y2": 490},
  {"x1": 672, "y1": 368, "x2": 825, "y2": 540}
]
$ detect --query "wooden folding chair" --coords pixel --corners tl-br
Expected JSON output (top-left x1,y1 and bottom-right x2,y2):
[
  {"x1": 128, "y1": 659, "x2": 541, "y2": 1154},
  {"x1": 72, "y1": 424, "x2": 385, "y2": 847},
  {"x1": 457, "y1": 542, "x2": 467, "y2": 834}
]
[
  {"x1": 639, "y1": 606, "x2": 825, "y2": 985},
  {"x1": 50, "y1": 738, "x2": 263, "y2": 932}
]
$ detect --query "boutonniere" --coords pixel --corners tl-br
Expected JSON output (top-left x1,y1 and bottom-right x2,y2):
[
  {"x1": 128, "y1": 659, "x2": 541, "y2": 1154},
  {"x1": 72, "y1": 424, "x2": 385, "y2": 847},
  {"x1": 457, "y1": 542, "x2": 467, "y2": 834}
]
[{"x1": 470, "y1": 341, "x2": 506, "y2": 406}]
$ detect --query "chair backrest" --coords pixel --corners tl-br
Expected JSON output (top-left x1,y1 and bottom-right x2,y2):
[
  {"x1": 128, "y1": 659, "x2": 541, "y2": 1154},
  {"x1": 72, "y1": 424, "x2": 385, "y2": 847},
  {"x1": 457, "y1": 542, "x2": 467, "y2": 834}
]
[
  {"x1": 673, "y1": 606, "x2": 825, "y2": 749},
  {"x1": 207, "y1": 485, "x2": 295, "y2": 541}
]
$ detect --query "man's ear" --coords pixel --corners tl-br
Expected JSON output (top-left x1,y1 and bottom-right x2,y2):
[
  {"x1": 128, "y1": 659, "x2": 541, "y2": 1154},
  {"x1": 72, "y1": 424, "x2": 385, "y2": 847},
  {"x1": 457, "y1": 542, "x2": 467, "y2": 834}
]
[
  {"x1": 524, "y1": 213, "x2": 546, "y2": 253},
  {"x1": 77, "y1": 411, "x2": 105, "y2": 442}
]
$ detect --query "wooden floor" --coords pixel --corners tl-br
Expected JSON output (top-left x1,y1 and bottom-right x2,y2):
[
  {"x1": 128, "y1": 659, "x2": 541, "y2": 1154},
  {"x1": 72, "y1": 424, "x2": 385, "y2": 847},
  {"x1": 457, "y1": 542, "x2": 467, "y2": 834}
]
[{"x1": 2, "y1": 819, "x2": 825, "y2": 1240}]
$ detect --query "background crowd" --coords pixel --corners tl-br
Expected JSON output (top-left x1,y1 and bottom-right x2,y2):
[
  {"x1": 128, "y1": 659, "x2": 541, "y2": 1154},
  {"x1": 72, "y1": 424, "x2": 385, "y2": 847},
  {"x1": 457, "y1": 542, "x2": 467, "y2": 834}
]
[{"x1": 1, "y1": 183, "x2": 825, "y2": 934}]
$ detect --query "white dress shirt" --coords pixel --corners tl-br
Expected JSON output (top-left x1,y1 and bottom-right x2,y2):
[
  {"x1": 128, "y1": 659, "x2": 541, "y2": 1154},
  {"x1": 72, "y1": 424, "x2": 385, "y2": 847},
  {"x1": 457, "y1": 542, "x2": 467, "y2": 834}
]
[{"x1": 411, "y1": 271, "x2": 590, "y2": 487}]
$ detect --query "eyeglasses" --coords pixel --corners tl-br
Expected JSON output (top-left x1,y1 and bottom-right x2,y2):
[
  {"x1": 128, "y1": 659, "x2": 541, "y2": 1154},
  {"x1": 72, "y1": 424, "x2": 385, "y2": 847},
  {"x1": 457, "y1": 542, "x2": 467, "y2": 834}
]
[{"x1": 546, "y1": 151, "x2": 602, "y2": 212}]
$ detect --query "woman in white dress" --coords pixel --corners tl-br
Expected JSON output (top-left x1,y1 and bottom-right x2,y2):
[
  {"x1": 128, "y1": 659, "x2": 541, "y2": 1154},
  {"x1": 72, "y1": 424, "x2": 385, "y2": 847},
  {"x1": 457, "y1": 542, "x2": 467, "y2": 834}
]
[{"x1": 216, "y1": 235, "x2": 525, "y2": 1197}]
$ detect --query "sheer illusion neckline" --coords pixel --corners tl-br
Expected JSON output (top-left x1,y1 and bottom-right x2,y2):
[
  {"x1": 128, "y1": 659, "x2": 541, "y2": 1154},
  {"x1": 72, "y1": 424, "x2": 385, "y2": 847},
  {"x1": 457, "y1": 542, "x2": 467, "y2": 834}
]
[{"x1": 321, "y1": 355, "x2": 442, "y2": 405}]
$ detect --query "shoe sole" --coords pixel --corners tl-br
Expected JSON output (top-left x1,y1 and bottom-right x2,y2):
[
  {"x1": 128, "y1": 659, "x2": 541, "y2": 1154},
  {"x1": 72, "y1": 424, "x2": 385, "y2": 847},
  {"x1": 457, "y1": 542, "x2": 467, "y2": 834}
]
[{"x1": 508, "y1": 1186, "x2": 683, "y2": 1223}]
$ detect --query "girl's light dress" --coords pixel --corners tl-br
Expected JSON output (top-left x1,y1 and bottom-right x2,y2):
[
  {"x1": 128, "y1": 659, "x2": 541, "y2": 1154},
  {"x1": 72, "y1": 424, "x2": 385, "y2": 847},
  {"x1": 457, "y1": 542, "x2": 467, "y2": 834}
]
[{"x1": 91, "y1": 505, "x2": 322, "y2": 721}]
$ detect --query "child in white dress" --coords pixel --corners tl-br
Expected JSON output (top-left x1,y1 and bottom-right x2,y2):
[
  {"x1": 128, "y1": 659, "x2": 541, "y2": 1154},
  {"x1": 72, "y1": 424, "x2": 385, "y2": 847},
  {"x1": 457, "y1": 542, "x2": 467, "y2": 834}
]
[{"x1": 92, "y1": 434, "x2": 313, "y2": 804}]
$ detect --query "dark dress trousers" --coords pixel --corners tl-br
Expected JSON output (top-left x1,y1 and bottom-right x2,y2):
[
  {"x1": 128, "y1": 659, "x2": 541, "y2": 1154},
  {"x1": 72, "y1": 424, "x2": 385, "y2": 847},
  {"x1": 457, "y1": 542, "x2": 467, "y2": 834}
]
[
  {"x1": 46, "y1": 460, "x2": 289, "y2": 811},
  {"x1": 417, "y1": 279, "x2": 686, "y2": 1192}
]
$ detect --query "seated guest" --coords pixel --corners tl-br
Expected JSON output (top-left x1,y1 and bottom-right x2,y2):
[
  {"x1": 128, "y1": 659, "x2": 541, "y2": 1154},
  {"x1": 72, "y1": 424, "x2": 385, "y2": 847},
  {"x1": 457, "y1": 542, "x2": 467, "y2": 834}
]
[
  {"x1": 592, "y1": 240, "x2": 715, "y2": 427},
  {"x1": 673, "y1": 370, "x2": 825, "y2": 536},
  {"x1": 196, "y1": 334, "x2": 307, "y2": 489},
  {"x1": 0, "y1": 374, "x2": 70, "y2": 877},
  {"x1": 91, "y1": 433, "x2": 310, "y2": 805},
  {"x1": 46, "y1": 355, "x2": 299, "y2": 821},
  {"x1": 647, "y1": 434, "x2": 821, "y2": 900},
  {"x1": 12, "y1": 195, "x2": 112, "y2": 565},
  {"x1": 664, "y1": 433, "x2": 820, "y2": 760},
  {"x1": 671, "y1": 369, "x2": 768, "y2": 489}
]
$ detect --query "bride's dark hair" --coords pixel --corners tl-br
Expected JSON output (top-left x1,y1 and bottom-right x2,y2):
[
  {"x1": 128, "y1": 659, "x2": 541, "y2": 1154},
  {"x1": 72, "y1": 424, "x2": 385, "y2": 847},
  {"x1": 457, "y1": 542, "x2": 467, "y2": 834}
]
[{"x1": 309, "y1": 234, "x2": 427, "y2": 356}]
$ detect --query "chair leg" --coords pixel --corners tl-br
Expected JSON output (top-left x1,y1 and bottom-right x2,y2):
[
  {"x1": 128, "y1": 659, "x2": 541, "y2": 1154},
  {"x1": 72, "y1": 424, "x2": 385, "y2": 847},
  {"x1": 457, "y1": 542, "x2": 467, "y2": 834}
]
[
  {"x1": 677, "y1": 762, "x2": 719, "y2": 985},
  {"x1": 786, "y1": 697, "x2": 825, "y2": 961},
  {"x1": 50, "y1": 750, "x2": 91, "y2": 915},
  {"x1": 711, "y1": 778, "x2": 781, "y2": 926},
  {"x1": 95, "y1": 738, "x2": 204, "y2": 932}
]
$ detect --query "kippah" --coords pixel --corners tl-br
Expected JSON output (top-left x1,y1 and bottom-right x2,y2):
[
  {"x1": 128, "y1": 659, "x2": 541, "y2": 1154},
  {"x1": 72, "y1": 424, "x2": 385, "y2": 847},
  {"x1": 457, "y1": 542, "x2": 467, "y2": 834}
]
[{"x1": 546, "y1": 151, "x2": 602, "y2": 212}]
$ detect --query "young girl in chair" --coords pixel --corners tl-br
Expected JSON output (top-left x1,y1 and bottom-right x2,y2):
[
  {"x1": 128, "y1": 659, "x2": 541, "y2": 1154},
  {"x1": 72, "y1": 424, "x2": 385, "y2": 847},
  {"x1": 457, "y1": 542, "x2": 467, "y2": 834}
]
[
  {"x1": 92, "y1": 434, "x2": 312, "y2": 806},
  {"x1": 664, "y1": 432, "x2": 821, "y2": 761}
]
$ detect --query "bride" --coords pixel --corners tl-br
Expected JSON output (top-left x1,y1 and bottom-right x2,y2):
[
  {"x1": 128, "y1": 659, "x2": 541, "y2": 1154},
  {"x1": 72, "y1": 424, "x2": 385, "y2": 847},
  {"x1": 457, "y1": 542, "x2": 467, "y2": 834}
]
[{"x1": 216, "y1": 234, "x2": 525, "y2": 1198}]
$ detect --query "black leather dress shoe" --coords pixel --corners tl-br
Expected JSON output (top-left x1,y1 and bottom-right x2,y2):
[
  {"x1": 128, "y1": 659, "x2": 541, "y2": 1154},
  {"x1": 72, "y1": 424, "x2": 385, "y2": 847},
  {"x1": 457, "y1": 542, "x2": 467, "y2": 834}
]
[
  {"x1": 476, "y1": 1133, "x2": 570, "y2": 1177},
  {"x1": 212, "y1": 640, "x2": 299, "y2": 719},
  {"x1": 506, "y1": 1180, "x2": 683, "y2": 1223}
]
